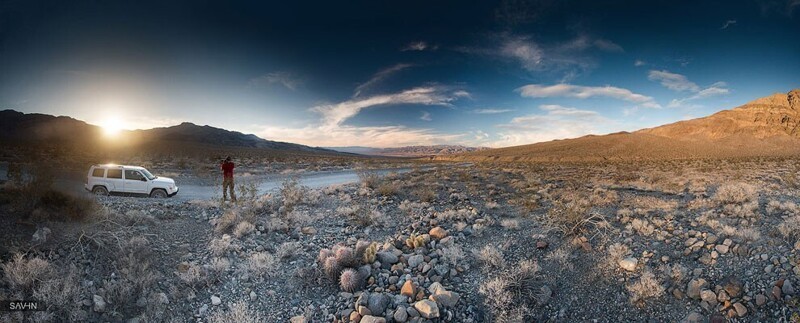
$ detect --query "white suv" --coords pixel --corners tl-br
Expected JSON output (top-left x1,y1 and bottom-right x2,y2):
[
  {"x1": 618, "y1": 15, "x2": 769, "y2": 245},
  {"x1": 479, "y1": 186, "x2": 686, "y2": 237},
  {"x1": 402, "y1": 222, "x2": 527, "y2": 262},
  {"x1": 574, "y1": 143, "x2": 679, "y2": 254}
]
[{"x1": 85, "y1": 164, "x2": 179, "y2": 198}]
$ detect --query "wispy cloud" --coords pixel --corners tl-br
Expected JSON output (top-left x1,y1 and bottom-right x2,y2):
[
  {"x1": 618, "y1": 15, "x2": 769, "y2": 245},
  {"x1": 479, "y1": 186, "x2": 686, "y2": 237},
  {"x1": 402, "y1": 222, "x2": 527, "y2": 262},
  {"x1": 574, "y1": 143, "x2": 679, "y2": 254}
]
[
  {"x1": 720, "y1": 19, "x2": 737, "y2": 29},
  {"x1": 472, "y1": 108, "x2": 514, "y2": 114},
  {"x1": 253, "y1": 86, "x2": 469, "y2": 147},
  {"x1": 634, "y1": 59, "x2": 647, "y2": 67},
  {"x1": 647, "y1": 70, "x2": 730, "y2": 107},
  {"x1": 489, "y1": 104, "x2": 613, "y2": 147},
  {"x1": 247, "y1": 71, "x2": 302, "y2": 90},
  {"x1": 420, "y1": 111, "x2": 432, "y2": 121},
  {"x1": 517, "y1": 83, "x2": 661, "y2": 108},
  {"x1": 402, "y1": 41, "x2": 437, "y2": 51},
  {"x1": 313, "y1": 86, "x2": 464, "y2": 127},
  {"x1": 354, "y1": 63, "x2": 413, "y2": 97},
  {"x1": 647, "y1": 70, "x2": 700, "y2": 92}
]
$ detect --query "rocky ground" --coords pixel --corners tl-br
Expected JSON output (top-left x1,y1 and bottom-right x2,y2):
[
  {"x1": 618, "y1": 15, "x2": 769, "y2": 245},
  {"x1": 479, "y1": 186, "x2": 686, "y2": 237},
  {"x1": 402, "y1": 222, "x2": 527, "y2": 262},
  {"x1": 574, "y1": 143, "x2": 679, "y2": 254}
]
[{"x1": 1, "y1": 158, "x2": 800, "y2": 322}]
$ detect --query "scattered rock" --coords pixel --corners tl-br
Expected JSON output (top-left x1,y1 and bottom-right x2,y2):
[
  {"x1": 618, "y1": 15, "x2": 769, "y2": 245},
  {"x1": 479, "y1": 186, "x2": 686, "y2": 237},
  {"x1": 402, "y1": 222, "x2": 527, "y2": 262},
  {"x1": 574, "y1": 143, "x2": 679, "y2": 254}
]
[
  {"x1": 414, "y1": 300, "x2": 440, "y2": 319},
  {"x1": 721, "y1": 276, "x2": 743, "y2": 298},
  {"x1": 393, "y1": 307, "x2": 408, "y2": 322},
  {"x1": 401, "y1": 280, "x2": 416, "y2": 297},
  {"x1": 429, "y1": 227, "x2": 448, "y2": 240},
  {"x1": 407, "y1": 255, "x2": 424, "y2": 268},
  {"x1": 430, "y1": 287, "x2": 460, "y2": 307},
  {"x1": 210, "y1": 295, "x2": 221, "y2": 306},
  {"x1": 301, "y1": 226, "x2": 316, "y2": 235},
  {"x1": 682, "y1": 312, "x2": 703, "y2": 323},
  {"x1": 536, "y1": 241, "x2": 548, "y2": 249},
  {"x1": 618, "y1": 257, "x2": 638, "y2": 272},
  {"x1": 377, "y1": 252, "x2": 398, "y2": 266},
  {"x1": 755, "y1": 294, "x2": 767, "y2": 306},
  {"x1": 92, "y1": 295, "x2": 106, "y2": 313},
  {"x1": 732, "y1": 302, "x2": 747, "y2": 317},
  {"x1": 783, "y1": 280, "x2": 794, "y2": 295},
  {"x1": 368, "y1": 293, "x2": 389, "y2": 315},
  {"x1": 31, "y1": 227, "x2": 51, "y2": 245},
  {"x1": 715, "y1": 244, "x2": 729, "y2": 254},
  {"x1": 687, "y1": 278, "x2": 708, "y2": 299},
  {"x1": 360, "y1": 315, "x2": 386, "y2": 323},
  {"x1": 290, "y1": 315, "x2": 309, "y2": 323}
]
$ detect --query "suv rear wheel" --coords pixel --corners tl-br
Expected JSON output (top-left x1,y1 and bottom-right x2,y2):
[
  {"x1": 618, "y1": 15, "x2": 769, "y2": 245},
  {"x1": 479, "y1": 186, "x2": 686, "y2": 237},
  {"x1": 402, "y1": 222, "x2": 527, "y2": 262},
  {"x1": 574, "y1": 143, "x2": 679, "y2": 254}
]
[
  {"x1": 92, "y1": 186, "x2": 109, "y2": 196},
  {"x1": 150, "y1": 189, "x2": 168, "y2": 198}
]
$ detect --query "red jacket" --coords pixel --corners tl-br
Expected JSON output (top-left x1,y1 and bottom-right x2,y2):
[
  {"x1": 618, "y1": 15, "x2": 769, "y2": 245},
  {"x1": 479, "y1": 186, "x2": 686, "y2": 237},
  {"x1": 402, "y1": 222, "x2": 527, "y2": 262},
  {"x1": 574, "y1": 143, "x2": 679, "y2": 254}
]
[{"x1": 221, "y1": 161, "x2": 235, "y2": 178}]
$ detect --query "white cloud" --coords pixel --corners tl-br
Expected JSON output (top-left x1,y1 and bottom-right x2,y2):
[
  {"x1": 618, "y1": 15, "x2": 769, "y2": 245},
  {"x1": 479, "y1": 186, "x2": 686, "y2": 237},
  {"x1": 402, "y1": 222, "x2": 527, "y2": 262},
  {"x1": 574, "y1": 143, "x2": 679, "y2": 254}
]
[
  {"x1": 313, "y1": 86, "x2": 463, "y2": 127},
  {"x1": 248, "y1": 72, "x2": 302, "y2": 90},
  {"x1": 634, "y1": 60, "x2": 646, "y2": 67},
  {"x1": 517, "y1": 83, "x2": 661, "y2": 108},
  {"x1": 720, "y1": 19, "x2": 737, "y2": 29},
  {"x1": 251, "y1": 86, "x2": 469, "y2": 148},
  {"x1": 487, "y1": 104, "x2": 614, "y2": 147},
  {"x1": 647, "y1": 70, "x2": 700, "y2": 92},
  {"x1": 354, "y1": 63, "x2": 413, "y2": 97},
  {"x1": 472, "y1": 108, "x2": 514, "y2": 114},
  {"x1": 402, "y1": 41, "x2": 436, "y2": 51},
  {"x1": 494, "y1": 34, "x2": 623, "y2": 73},
  {"x1": 420, "y1": 111, "x2": 432, "y2": 121},
  {"x1": 648, "y1": 70, "x2": 730, "y2": 107}
]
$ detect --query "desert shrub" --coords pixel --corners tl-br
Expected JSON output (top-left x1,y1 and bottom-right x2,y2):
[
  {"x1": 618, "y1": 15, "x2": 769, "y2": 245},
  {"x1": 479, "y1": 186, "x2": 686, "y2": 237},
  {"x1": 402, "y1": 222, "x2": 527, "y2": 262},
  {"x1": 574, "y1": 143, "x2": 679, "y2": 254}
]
[
  {"x1": 276, "y1": 241, "x2": 302, "y2": 260},
  {"x1": 544, "y1": 245, "x2": 574, "y2": 271},
  {"x1": 473, "y1": 245, "x2": 506, "y2": 270},
  {"x1": 214, "y1": 210, "x2": 240, "y2": 234},
  {"x1": 233, "y1": 221, "x2": 255, "y2": 238},
  {"x1": 104, "y1": 237, "x2": 162, "y2": 314},
  {"x1": 777, "y1": 216, "x2": 800, "y2": 240},
  {"x1": 414, "y1": 186, "x2": 437, "y2": 203},
  {"x1": 767, "y1": 200, "x2": 798, "y2": 216},
  {"x1": 209, "y1": 235, "x2": 238, "y2": 256},
  {"x1": 714, "y1": 183, "x2": 757, "y2": 205},
  {"x1": 478, "y1": 260, "x2": 543, "y2": 321},
  {"x1": 440, "y1": 245, "x2": 465, "y2": 265},
  {"x1": 247, "y1": 252, "x2": 277, "y2": 278},
  {"x1": 604, "y1": 243, "x2": 631, "y2": 269},
  {"x1": 544, "y1": 198, "x2": 609, "y2": 237},
  {"x1": 1, "y1": 254, "x2": 53, "y2": 293},
  {"x1": 357, "y1": 170, "x2": 381, "y2": 189},
  {"x1": 280, "y1": 177, "x2": 308, "y2": 212},
  {"x1": 626, "y1": 270, "x2": 665, "y2": 305},
  {"x1": 210, "y1": 257, "x2": 231, "y2": 278},
  {"x1": 209, "y1": 302, "x2": 264, "y2": 323},
  {"x1": 376, "y1": 181, "x2": 399, "y2": 197}
]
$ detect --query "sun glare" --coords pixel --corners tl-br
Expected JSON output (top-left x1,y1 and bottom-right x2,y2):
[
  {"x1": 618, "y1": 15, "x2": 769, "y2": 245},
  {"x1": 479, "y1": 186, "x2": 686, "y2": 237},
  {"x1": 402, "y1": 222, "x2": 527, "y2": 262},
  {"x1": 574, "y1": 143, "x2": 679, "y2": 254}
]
[{"x1": 100, "y1": 117, "x2": 123, "y2": 137}]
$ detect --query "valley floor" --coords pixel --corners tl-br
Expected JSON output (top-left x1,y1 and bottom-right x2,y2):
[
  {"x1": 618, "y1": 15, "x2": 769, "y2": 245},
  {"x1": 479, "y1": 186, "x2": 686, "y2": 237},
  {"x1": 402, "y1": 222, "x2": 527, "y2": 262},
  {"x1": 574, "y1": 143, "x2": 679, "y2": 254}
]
[{"x1": 2, "y1": 158, "x2": 800, "y2": 322}]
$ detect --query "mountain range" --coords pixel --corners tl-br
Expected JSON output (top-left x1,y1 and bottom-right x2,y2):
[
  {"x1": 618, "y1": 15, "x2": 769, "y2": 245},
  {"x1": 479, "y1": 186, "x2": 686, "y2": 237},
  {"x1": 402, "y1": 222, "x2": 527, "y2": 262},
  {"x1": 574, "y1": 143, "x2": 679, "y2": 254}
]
[
  {"x1": 327, "y1": 145, "x2": 489, "y2": 157},
  {"x1": 0, "y1": 110, "x2": 339, "y2": 155},
  {"x1": 439, "y1": 89, "x2": 800, "y2": 162}
]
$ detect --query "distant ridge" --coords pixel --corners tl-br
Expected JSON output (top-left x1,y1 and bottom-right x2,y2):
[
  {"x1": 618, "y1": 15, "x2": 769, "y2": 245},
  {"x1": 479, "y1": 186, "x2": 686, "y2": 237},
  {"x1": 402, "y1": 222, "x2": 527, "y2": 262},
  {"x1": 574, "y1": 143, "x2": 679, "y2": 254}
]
[
  {"x1": 439, "y1": 89, "x2": 800, "y2": 162},
  {"x1": 0, "y1": 110, "x2": 341, "y2": 155},
  {"x1": 328, "y1": 145, "x2": 489, "y2": 157}
]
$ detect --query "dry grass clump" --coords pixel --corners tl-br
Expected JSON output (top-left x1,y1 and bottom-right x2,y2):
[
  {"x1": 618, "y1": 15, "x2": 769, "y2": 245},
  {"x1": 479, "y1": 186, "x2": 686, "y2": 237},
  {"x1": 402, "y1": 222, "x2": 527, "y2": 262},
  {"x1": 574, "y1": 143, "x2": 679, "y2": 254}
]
[
  {"x1": 439, "y1": 244, "x2": 466, "y2": 265},
  {"x1": 357, "y1": 170, "x2": 382, "y2": 189},
  {"x1": 767, "y1": 200, "x2": 798, "y2": 216},
  {"x1": 376, "y1": 180, "x2": 400, "y2": 196},
  {"x1": 473, "y1": 245, "x2": 506, "y2": 271},
  {"x1": 602, "y1": 242, "x2": 630, "y2": 272},
  {"x1": 209, "y1": 302, "x2": 264, "y2": 323},
  {"x1": 478, "y1": 259, "x2": 543, "y2": 322},
  {"x1": 544, "y1": 197, "x2": 609, "y2": 237},
  {"x1": 626, "y1": 270, "x2": 665, "y2": 305},
  {"x1": 338, "y1": 203, "x2": 387, "y2": 227},
  {"x1": 500, "y1": 218, "x2": 520, "y2": 230},
  {"x1": 1, "y1": 253, "x2": 53, "y2": 292},
  {"x1": 247, "y1": 252, "x2": 278, "y2": 278},
  {"x1": 714, "y1": 182, "x2": 758, "y2": 205},
  {"x1": 233, "y1": 221, "x2": 255, "y2": 238},
  {"x1": 414, "y1": 186, "x2": 437, "y2": 203},
  {"x1": 630, "y1": 218, "x2": 655, "y2": 236},
  {"x1": 1, "y1": 253, "x2": 83, "y2": 321},
  {"x1": 103, "y1": 237, "x2": 163, "y2": 316},
  {"x1": 777, "y1": 216, "x2": 800, "y2": 240},
  {"x1": 209, "y1": 234, "x2": 240, "y2": 256},
  {"x1": 214, "y1": 210, "x2": 240, "y2": 234}
]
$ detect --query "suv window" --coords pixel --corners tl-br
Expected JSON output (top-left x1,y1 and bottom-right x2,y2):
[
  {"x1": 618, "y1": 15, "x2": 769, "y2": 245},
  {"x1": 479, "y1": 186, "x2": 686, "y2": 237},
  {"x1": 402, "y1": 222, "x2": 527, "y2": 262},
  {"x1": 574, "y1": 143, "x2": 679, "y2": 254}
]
[
  {"x1": 92, "y1": 168, "x2": 105, "y2": 177},
  {"x1": 125, "y1": 170, "x2": 145, "y2": 181},
  {"x1": 107, "y1": 169, "x2": 123, "y2": 179}
]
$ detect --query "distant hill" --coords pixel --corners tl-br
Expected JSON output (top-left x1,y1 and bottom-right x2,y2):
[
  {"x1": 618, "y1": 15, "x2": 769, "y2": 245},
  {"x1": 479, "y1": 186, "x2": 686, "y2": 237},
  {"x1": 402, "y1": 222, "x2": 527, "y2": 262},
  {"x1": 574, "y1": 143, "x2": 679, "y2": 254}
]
[
  {"x1": 0, "y1": 110, "x2": 341, "y2": 156},
  {"x1": 439, "y1": 89, "x2": 800, "y2": 162},
  {"x1": 328, "y1": 145, "x2": 489, "y2": 157}
]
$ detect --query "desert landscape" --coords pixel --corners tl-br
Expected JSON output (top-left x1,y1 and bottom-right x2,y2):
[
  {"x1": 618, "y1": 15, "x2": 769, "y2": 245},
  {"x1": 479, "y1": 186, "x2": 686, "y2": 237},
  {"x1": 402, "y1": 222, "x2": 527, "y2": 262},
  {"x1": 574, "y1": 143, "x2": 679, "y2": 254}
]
[{"x1": 2, "y1": 1, "x2": 800, "y2": 322}]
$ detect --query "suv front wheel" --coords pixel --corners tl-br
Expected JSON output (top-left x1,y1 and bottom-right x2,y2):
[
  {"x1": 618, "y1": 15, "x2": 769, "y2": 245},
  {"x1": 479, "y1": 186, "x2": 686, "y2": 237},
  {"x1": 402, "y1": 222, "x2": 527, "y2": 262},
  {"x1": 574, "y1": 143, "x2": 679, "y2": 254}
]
[
  {"x1": 92, "y1": 186, "x2": 109, "y2": 196},
  {"x1": 150, "y1": 189, "x2": 168, "y2": 198}
]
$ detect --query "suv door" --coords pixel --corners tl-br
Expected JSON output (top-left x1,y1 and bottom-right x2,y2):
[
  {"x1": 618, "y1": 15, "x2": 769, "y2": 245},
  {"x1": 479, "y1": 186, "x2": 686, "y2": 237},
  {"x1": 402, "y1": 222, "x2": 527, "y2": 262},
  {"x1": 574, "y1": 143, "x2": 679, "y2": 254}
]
[
  {"x1": 105, "y1": 168, "x2": 124, "y2": 192},
  {"x1": 124, "y1": 169, "x2": 149, "y2": 194}
]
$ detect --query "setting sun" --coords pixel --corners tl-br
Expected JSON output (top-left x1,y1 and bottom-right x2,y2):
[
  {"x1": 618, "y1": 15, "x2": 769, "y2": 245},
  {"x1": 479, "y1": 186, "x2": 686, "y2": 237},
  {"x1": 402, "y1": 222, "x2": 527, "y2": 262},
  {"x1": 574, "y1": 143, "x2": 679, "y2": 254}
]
[{"x1": 99, "y1": 117, "x2": 123, "y2": 137}]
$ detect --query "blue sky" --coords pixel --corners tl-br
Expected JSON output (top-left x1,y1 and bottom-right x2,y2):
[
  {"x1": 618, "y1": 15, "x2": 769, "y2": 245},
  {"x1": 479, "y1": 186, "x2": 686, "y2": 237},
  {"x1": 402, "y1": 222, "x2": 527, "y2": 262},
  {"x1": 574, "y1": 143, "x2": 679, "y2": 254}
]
[{"x1": 1, "y1": 0, "x2": 799, "y2": 147}]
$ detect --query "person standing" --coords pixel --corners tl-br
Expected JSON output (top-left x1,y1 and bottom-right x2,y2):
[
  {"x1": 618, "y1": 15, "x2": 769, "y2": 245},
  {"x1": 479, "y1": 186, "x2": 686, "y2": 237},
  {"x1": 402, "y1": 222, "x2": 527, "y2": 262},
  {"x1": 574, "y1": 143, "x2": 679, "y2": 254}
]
[{"x1": 220, "y1": 156, "x2": 236, "y2": 202}]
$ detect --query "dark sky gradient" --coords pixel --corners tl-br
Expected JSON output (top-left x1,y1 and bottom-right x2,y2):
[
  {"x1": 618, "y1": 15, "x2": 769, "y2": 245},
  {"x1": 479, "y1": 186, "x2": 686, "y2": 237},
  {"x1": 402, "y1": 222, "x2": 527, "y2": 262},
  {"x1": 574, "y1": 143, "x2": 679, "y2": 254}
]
[{"x1": 2, "y1": 0, "x2": 799, "y2": 147}]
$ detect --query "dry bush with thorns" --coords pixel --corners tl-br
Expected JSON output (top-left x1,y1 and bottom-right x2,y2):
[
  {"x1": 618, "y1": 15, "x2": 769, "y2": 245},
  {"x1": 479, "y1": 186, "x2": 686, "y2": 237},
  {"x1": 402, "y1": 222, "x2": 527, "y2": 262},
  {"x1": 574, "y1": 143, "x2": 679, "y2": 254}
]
[
  {"x1": 544, "y1": 197, "x2": 609, "y2": 238},
  {"x1": 473, "y1": 245, "x2": 506, "y2": 271},
  {"x1": 478, "y1": 259, "x2": 543, "y2": 322},
  {"x1": 626, "y1": 270, "x2": 665, "y2": 305},
  {"x1": 209, "y1": 302, "x2": 264, "y2": 323}
]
